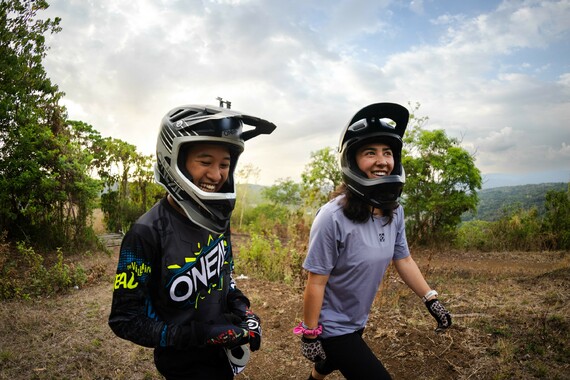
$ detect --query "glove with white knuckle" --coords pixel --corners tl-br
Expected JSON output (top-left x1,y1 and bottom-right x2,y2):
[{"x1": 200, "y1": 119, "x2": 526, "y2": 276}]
[
  {"x1": 227, "y1": 296, "x2": 262, "y2": 352},
  {"x1": 243, "y1": 310, "x2": 262, "y2": 351}
]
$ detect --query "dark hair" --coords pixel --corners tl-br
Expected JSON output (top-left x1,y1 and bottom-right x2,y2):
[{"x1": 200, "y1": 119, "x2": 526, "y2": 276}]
[{"x1": 331, "y1": 183, "x2": 394, "y2": 224}]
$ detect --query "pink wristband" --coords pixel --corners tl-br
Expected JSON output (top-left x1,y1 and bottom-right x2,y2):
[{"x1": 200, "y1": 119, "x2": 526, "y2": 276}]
[{"x1": 293, "y1": 321, "x2": 323, "y2": 336}]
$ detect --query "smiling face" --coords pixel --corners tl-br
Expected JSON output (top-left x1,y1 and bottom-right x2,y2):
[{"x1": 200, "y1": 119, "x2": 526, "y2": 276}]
[
  {"x1": 355, "y1": 142, "x2": 394, "y2": 179},
  {"x1": 185, "y1": 143, "x2": 231, "y2": 192}
]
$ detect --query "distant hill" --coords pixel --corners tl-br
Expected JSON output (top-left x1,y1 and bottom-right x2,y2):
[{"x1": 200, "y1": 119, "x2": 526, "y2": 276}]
[
  {"x1": 239, "y1": 182, "x2": 569, "y2": 223},
  {"x1": 236, "y1": 183, "x2": 266, "y2": 206},
  {"x1": 463, "y1": 182, "x2": 568, "y2": 221}
]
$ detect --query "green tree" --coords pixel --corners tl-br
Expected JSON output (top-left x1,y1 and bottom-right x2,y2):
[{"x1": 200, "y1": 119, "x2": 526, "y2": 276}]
[
  {"x1": 94, "y1": 137, "x2": 138, "y2": 201},
  {"x1": 542, "y1": 184, "x2": 570, "y2": 249},
  {"x1": 1, "y1": 0, "x2": 60, "y2": 236},
  {"x1": 0, "y1": 1, "x2": 100, "y2": 248},
  {"x1": 301, "y1": 147, "x2": 342, "y2": 211},
  {"x1": 129, "y1": 153, "x2": 162, "y2": 213},
  {"x1": 402, "y1": 105, "x2": 482, "y2": 245},
  {"x1": 96, "y1": 138, "x2": 156, "y2": 233},
  {"x1": 67, "y1": 120, "x2": 104, "y2": 175},
  {"x1": 262, "y1": 177, "x2": 301, "y2": 208}
]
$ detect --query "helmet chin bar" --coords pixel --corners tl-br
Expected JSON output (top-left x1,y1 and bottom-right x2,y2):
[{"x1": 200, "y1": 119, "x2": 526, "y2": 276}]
[
  {"x1": 346, "y1": 182, "x2": 403, "y2": 210},
  {"x1": 342, "y1": 166, "x2": 405, "y2": 210},
  {"x1": 178, "y1": 198, "x2": 231, "y2": 234}
]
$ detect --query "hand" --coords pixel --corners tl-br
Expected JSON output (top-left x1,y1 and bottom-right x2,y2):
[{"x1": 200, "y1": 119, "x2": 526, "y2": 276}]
[
  {"x1": 202, "y1": 322, "x2": 249, "y2": 348},
  {"x1": 243, "y1": 310, "x2": 262, "y2": 351},
  {"x1": 425, "y1": 298, "x2": 452, "y2": 332},
  {"x1": 300, "y1": 336, "x2": 326, "y2": 362}
]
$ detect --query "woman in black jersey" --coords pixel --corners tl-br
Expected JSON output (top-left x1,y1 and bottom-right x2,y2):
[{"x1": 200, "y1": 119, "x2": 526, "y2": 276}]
[{"x1": 109, "y1": 104, "x2": 275, "y2": 379}]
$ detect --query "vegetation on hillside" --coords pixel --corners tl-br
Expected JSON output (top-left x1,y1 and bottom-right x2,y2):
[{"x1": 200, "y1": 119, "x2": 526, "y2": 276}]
[{"x1": 463, "y1": 182, "x2": 568, "y2": 221}]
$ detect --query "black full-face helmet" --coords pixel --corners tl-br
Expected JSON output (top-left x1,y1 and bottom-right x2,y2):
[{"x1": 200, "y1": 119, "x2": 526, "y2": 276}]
[
  {"x1": 338, "y1": 102, "x2": 409, "y2": 209},
  {"x1": 155, "y1": 104, "x2": 276, "y2": 233}
]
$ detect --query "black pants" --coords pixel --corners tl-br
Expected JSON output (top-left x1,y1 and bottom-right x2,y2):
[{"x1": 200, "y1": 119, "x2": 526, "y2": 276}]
[
  {"x1": 315, "y1": 329, "x2": 391, "y2": 379},
  {"x1": 154, "y1": 345, "x2": 233, "y2": 380}
]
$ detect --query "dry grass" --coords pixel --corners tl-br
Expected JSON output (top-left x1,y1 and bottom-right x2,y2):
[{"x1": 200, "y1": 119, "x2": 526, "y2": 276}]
[{"x1": 0, "y1": 248, "x2": 569, "y2": 379}]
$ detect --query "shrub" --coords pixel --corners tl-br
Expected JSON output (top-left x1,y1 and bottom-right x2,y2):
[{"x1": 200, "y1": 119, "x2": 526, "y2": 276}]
[
  {"x1": 234, "y1": 211, "x2": 310, "y2": 286},
  {"x1": 456, "y1": 220, "x2": 495, "y2": 251},
  {"x1": 235, "y1": 233, "x2": 286, "y2": 281},
  {"x1": 0, "y1": 236, "x2": 86, "y2": 300},
  {"x1": 456, "y1": 207, "x2": 546, "y2": 251}
]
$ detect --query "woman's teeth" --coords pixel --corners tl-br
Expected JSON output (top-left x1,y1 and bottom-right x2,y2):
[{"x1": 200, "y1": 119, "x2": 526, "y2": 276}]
[{"x1": 200, "y1": 183, "x2": 216, "y2": 191}]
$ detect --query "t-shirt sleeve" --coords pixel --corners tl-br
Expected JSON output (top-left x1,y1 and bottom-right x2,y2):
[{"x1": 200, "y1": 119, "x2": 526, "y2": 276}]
[
  {"x1": 393, "y1": 206, "x2": 411, "y2": 260},
  {"x1": 303, "y1": 206, "x2": 339, "y2": 275}
]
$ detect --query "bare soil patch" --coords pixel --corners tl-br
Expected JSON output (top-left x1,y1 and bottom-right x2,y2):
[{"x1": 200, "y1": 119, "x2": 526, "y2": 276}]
[{"x1": 1, "y1": 246, "x2": 568, "y2": 379}]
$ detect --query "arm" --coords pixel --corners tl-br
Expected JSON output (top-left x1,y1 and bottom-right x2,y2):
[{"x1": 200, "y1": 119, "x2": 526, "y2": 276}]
[
  {"x1": 296, "y1": 271, "x2": 329, "y2": 363},
  {"x1": 108, "y1": 227, "x2": 184, "y2": 348},
  {"x1": 393, "y1": 255, "x2": 433, "y2": 299},
  {"x1": 226, "y1": 231, "x2": 251, "y2": 314},
  {"x1": 303, "y1": 272, "x2": 329, "y2": 335},
  {"x1": 227, "y1": 272, "x2": 262, "y2": 351},
  {"x1": 394, "y1": 255, "x2": 452, "y2": 331},
  {"x1": 227, "y1": 273, "x2": 251, "y2": 314}
]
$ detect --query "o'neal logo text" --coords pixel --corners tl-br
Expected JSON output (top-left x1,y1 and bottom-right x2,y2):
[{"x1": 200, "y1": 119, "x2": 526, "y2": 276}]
[
  {"x1": 114, "y1": 262, "x2": 151, "y2": 290},
  {"x1": 168, "y1": 240, "x2": 226, "y2": 303}
]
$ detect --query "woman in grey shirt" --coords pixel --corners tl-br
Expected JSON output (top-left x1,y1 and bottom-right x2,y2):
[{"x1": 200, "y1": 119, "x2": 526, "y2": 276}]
[{"x1": 295, "y1": 103, "x2": 452, "y2": 380}]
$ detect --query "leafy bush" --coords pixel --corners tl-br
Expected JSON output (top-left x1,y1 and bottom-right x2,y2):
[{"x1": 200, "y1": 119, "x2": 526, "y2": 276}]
[
  {"x1": 456, "y1": 220, "x2": 495, "y2": 251},
  {"x1": 234, "y1": 203, "x2": 291, "y2": 233},
  {"x1": 100, "y1": 191, "x2": 145, "y2": 233},
  {"x1": 495, "y1": 207, "x2": 544, "y2": 251},
  {"x1": 542, "y1": 188, "x2": 570, "y2": 250},
  {"x1": 235, "y1": 233, "x2": 288, "y2": 282},
  {"x1": 234, "y1": 211, "x2": 310, "y2": 286},
  {"x1": 0, "y1": 236, "x2": 86, "y2": 300},
  {"x1": 456, "y1": 207, "x2": 545, "y2": 251}
]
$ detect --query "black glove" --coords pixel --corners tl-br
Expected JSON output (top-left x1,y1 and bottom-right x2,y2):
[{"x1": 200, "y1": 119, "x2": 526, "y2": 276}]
[
  {"x1": 227, "y1": 296, "x2": 262, "y2": 352},
  {"x1": 425, "y1": 298, "x2": 452, "y2": 332},
  {"x1": 243, "y1": 310, "x2": 262, "y2": 351},
  {"x1": 300, "y1": 336, "x2": 326, "y2": 362},
  {"x1": 227, "y1": 293, "x2": 250, "y2": 316},
  {"x1": 169, "y1": 315, "x2": 248, "y2": 350},
  {"x1": 202, "y1": 322, "x2": 250, "y2": 347}
]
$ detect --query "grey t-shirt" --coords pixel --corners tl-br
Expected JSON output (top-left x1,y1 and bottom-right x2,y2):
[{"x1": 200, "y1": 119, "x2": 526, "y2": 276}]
[{"x1": 303, "y1": 195, "x2": 410, "y2": 338}]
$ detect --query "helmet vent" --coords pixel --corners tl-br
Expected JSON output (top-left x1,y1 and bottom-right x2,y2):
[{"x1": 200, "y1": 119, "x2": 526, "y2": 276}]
[{"x1": 170, "y1": 108, "x2": 200, "y2": 123}]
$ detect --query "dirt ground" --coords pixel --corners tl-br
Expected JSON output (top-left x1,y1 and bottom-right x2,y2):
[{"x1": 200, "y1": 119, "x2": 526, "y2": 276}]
[{"x1": 0, "y1": 242, "x2": 569, "y2": 379}]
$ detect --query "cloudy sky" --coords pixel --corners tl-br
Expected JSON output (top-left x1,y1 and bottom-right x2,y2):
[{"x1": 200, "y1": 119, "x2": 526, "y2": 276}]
[{"x1": 41, "y1": 0, "x2": 570, "y2": 188}]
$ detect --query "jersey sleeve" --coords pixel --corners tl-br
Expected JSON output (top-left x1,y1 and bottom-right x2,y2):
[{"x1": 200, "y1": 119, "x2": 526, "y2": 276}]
[
  {"x1": 227, "y1": 274, "x2": 250, "y2": 314},
  {"x1": 226, "y1": 235, "x2": 250, "y2": 314},
  {"x1": 108, "y1": 225, "x2": 171, "y2": 348}
]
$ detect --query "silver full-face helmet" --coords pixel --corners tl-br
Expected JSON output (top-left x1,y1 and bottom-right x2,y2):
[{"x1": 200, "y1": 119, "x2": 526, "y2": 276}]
[
  {"x1": 338, "y1": 102, "x2": 409, "y2": 209},
  {"x1": 155, "y1": 104, "x2": 276, "y2": 233}
]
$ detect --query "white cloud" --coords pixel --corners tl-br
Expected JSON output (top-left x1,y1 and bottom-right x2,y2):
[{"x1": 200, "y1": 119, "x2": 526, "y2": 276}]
[
  {"x1": 547, "y1": 142, "x2": 570, "y2": 160},
  {"x1": 41, "y1": 0, "x2": 570, "y2": 186},
  {"x1": 409, "y1": 0, "x2": 424, "y2": 15},
  {"x1": 475, "y1": 127, "x2": 517, "y2": 152}
]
